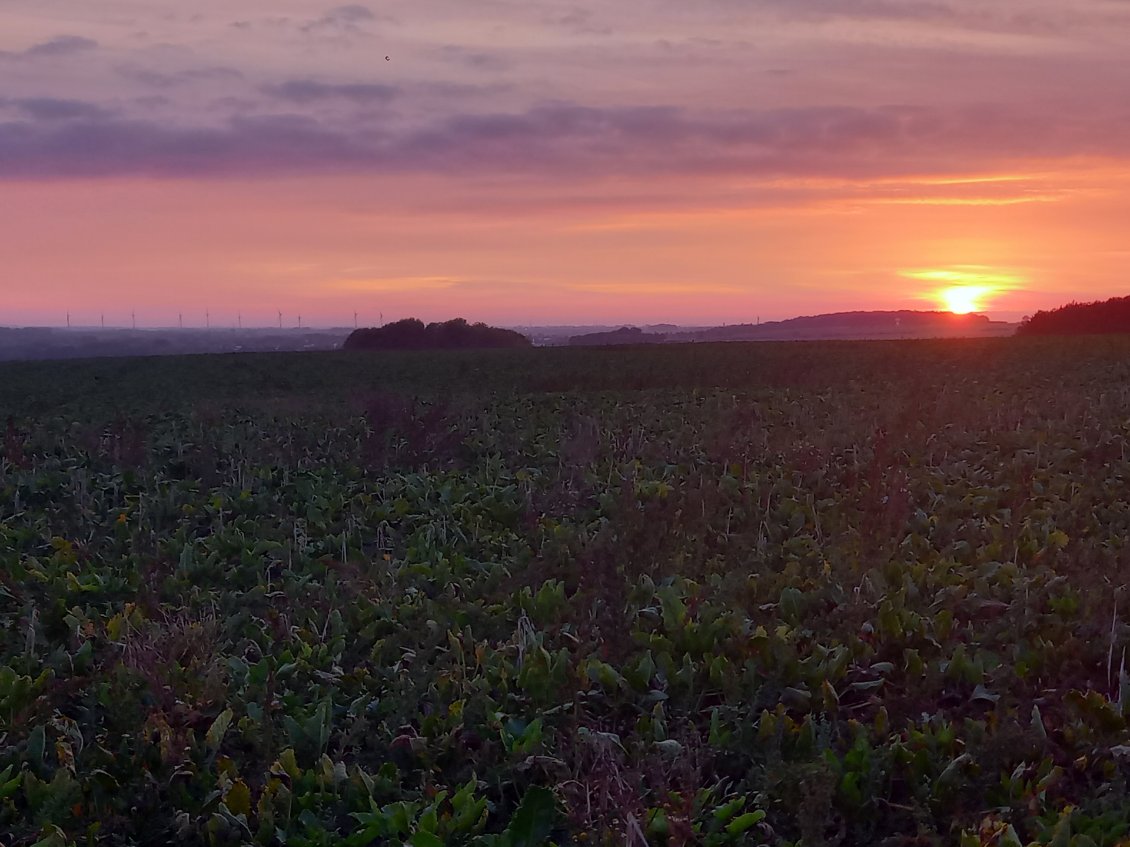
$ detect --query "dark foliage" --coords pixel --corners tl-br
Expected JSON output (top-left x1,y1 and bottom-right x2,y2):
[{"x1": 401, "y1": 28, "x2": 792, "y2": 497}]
[
  {"x1": 7, "y1": 339, "x2": 1130, "y2": 844},
  {"x1": 1017, "y1": 295, "x2": 1130, "y2": 335},
  {"x1": 0, "y1": 327, "x2": 349, "y2": 362},
  {"x1": 344, "y1": 318, "x2": 531, "y2": 350}
]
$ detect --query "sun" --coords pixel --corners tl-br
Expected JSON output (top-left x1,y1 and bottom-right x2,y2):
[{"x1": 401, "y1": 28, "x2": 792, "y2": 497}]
[
  {"x1": 900, "y1": 266, "x2": 1022, "y2": 315},
  {"x1": 939, "y1": 284, "x2": 992, "y2": 314}
]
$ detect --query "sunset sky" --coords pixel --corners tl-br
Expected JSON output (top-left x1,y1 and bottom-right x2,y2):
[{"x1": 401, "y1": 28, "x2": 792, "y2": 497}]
[{"x1": 2, "y1": 0, "x2": 1129, "y2": 327}]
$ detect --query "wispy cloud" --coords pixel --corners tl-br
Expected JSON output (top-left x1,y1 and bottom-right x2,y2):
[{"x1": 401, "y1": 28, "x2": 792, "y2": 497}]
[
  {"x1": 1, "y1": 35, "x2": 98, "y2": 61},
  {"x1": 868, "y1": 195, "x2": 1063, "y2": 206},
  {"x1": 228, "y1": 4, "x2": 394, "y2": 38},
  {"x1": 115, "y1": 64, "x2": 244, "y2": 89},
  {"x1": 900, "y1": 265, "x2": 1026, "y2": 286},
  {"x1": 300, "y1": 4, "x2": 394, "y2": 35},
  {"x1": 0, "y1": 112, "x2": 372, "y2": 178},
  {"x1": 438, "y1": 45, "x2": 512, "y2": 72},
  {"x1": 0, "y1": 99, "x2": 1127, "y2": 181},
  {"x1": 263, "y1": 80, "x2": 398, "y2": 105},
  {"x1": 1, "y1": 98, "x2": 111, "y2": 122},
  {"x1": 569, "y1": 280, "x2": 744, "y2": 295},
  {"x1": 329, "y1": 276, "x2": 465, "y2": 292}
]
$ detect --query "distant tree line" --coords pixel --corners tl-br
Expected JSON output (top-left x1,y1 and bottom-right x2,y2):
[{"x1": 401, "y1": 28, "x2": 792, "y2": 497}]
[
  {"x1": 1017, "y1": 296, "x2": 1130, "y2": 335},
  {"x1": 0, "y1": 327, "x2": 347, "y2": 362},
  {"x1": 343, "y1": 318, "x2": 531, "y2": 350},
  {"x1": 569, "y1": 327, "x2": 666, "y2": 346}
]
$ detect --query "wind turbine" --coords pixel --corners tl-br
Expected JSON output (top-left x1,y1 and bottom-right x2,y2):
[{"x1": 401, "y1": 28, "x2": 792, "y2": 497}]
[
  {"x1": 131, "y1": 310, "x2": 136, "y2": 330},
  {"x1": 277, "y1": 309, "x2": 283, "y2": 329},
  {"x1": 206, "y1": 309, "x2": 210, "y2": 329}
]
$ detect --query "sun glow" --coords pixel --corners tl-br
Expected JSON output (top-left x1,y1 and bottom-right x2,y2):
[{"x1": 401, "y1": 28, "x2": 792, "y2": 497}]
[
  {"x1": 938, "y1": 284, "x2": 993, "y2": 314},
  {"x1": 900, "y1": 266, "x2": 1024, "y2": 315}
]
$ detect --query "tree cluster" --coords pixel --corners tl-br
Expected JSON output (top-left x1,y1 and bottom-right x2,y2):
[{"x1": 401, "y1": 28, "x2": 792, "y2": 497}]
[
  {"x1": 1017, "y1": 295, "x2": 1130, "y2": 335},
  {"x1": 343, "y1": 318, "x2": 531, "y2": 350}
]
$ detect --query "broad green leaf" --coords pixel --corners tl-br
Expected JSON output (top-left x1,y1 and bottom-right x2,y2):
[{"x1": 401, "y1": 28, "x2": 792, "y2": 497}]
[
  {"x1": 225, "y1": 779, "x2": 252, "y2": 817},
  {"x1": 506, "y1": 786, "x2": 556, "y2": 847},
  {"x1": 726, "y1": 810, "x2": 766, "y2": 835},
  {"x1": 206, "y1": 708, "x2": 234, "y2": 751}
]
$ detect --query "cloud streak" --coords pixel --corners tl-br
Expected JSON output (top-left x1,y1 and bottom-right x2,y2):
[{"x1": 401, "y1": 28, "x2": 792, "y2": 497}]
[
  {"x1": 0, "y1": 99, "x2": 1127, "y2": 181},
  {"x1": 2, "y1": 98, "x2": 111, "y2": 122},
  {"x1": 0, "y1": 113, "x2": 372, "y2": 178},
  {"x1": 263, "y1": 80, "x2": 398, "y2": 105},
  {"x1": 115, "y1": 64, "x2": 245, "y2": 89},
  {"x1": 0, "y1": 35, "x2": 98, "y2": 61}
]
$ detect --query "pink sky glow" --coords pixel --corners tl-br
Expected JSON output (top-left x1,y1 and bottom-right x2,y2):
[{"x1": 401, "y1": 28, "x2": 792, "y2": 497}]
[{"x1": 2, "y1": 0, "x2": 1129, "y2": 327}]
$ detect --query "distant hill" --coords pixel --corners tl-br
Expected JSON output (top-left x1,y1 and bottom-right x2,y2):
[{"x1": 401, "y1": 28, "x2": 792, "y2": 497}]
[
  {"x1": 513, "y1": 324, "x2": 712, "y2": 346},
  {"x1": 682, "y1": 310, "x2": 1013, "y2": 342},
  {"x1": 568, "y1": 310, "x2": 1016, "y2": 346},
  {"x1": 1016, "y1": 296, "x2": 1130, "y2": 335},
  {"x1": 344, "y1": 318, "x2": 530, "y2": 351},
  {"x1": 569, "y1": 326, "x2": 665, "y2": 346}
]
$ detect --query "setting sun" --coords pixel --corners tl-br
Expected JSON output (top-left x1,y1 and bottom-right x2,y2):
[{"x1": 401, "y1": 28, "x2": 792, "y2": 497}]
[
  {"x1": 900, "y1": 266, "x2": 1023, "y2": 315},
  {"x1": 939, "y1": 285, "x2": 993, "y2": 314}
]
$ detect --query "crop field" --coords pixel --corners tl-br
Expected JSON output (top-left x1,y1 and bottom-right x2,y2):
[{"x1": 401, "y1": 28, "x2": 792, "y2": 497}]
[{"x1": 5, "y1": 337, "x2": 1130, "y2": 846}]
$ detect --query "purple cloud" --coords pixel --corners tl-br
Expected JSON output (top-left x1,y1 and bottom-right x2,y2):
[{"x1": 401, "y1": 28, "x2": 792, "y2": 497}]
[
  {"x1": 324, "y1": 5, "x2": 376, "y2": 24},
  {"x1": 264, "y1": 80, "x2": 398, "y2": 105},
  {"x1": 6, "y1": 98, "x2": 112, "y2": 122},
  {"x1": 1, "y1": 35, "x2": 98, "y2": 61},
  {"x1": 440, "y1": 46, "x2": 512, "y2": 72},
  {"x1": 544, "y1": 7, "x2": 614, "y2": 36},
  {"x1": 0, "y1": 113, "x2": 374, "y2": 178},
  {"x1": 750, "y1": 0, "x2": 957, "y2": 21},
  {"x1": 0, "y1": 99, "x2": 1126, "y2": 181},
  {"x1": 300, "y1": 4, "x2": 393, "y2": 34},
  {"x1": 115, "y1": 65, "x2": 245, "y2": 89}
]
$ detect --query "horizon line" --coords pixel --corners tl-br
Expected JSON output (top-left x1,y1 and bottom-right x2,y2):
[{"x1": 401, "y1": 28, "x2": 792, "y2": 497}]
[{"x1": 0, "y1": 307, "x2": 1030, "y2": 333}]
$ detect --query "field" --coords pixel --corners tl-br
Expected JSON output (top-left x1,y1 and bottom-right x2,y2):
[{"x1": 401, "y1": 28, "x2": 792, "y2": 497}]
[{"x1": 4, "y1": 337, "x2": 1130, "y2": 846}]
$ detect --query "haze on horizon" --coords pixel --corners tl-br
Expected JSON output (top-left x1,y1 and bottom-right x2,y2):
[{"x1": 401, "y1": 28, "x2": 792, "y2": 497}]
[{"x1": 2, "y1": 0, "x2": 1129, "y2": 328}]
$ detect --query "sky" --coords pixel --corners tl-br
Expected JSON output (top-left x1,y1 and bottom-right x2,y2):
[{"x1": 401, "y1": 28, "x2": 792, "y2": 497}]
[{"x1": 2, "y1": 0, "x2": 1129, "y2": 327}]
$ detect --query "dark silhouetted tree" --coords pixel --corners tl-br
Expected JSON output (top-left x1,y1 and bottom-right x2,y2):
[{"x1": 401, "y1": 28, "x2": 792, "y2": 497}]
[
  {"x1": 1016, "y1": 296, "x2": 1130, "y2": 335},
  {"x1": 343, "y1": 318, "x2": 530, "y2": 350}
]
